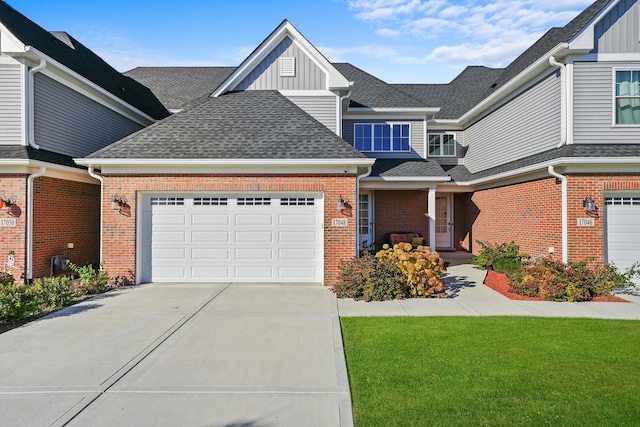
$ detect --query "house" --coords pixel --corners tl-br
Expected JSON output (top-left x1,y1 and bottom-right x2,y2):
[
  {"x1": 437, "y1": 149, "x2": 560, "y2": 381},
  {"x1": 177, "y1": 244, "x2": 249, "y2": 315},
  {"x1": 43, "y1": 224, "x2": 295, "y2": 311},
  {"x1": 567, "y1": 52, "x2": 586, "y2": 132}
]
[
  {"x1": 0, "y1": 1, "x2": 169, "y2": 280},
  {"x1": 3, "y1": 0, "x2": 639, "y2": 286}
]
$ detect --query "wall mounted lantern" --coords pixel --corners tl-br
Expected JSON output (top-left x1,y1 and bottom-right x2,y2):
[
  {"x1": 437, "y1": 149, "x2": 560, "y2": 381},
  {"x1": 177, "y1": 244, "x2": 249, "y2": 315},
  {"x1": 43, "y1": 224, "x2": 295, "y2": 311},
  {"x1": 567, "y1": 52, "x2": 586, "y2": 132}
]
[
  {"x1": 0, "y1": 195, "x2": 19, "y2": 217},
  {"x1": 111, "y1": 194, "x2": 131, "y2": 217},
  {"x1": 337, "y1": 196, "x2": 353, "y2": 217},
  {"x1": 583, "y1": 195, "x2": 598, "y2": 217}
]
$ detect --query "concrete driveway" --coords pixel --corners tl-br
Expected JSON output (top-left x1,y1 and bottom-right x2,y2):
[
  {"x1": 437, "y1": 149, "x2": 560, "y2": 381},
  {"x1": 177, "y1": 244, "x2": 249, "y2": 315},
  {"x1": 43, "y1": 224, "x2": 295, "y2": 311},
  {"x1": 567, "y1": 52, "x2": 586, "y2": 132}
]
[{"x1": 0, "y1": 283, "x2": 352, "y2": 427}]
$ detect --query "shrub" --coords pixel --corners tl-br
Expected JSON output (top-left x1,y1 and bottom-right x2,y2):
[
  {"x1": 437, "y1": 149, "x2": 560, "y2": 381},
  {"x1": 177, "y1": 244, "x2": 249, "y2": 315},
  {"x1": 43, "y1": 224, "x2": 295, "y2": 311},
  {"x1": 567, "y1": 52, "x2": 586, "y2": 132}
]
[
  {"x1": 507, "y1": 258, "x2": 639, "y2": 302},
  {"x1": 334, "y1": 252, "x2": 408, "y2": 301},
  {"x1": 69, "y1": 263, "x2": 109, "y2": 294},
  {"x1": 376, "y1": 242, "x2": 447, "y2": 297},
  {"x1": 32, "y1": 276, "x2": 82, "y2": 310},
  {"x1": 472, "y1": 241, "x2": 527, "y2": 273},
  {"x1": 0, "y1": 282, "x2": 41, "y2": 320}
]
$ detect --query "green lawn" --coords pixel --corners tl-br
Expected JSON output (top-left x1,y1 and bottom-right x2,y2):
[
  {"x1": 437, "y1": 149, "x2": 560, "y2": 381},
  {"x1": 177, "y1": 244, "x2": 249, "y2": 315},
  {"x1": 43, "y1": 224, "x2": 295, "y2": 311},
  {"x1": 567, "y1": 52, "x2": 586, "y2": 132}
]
[{"x1": 341, "y1": 317, "x2": 640, "y2": 427}]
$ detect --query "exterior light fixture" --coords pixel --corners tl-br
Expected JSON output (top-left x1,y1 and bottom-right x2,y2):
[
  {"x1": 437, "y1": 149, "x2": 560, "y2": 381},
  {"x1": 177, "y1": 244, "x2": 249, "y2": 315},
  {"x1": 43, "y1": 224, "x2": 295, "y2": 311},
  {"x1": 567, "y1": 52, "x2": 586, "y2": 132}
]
[
  {"x1": 337, "y1": 196, "x2": 345, "y2": 211},
  {"x1": 111, "y1": 194, "x2": 127, "y2": 210},
  {"x1": 0, "y1": 195, "x2": 16, "y2": 209},
  {"x1": 337, "y1": 196, "x2": 352, "y2": 217},
  {"x1": 583, "y1": 195, "x2": 597, "y2": 212}
]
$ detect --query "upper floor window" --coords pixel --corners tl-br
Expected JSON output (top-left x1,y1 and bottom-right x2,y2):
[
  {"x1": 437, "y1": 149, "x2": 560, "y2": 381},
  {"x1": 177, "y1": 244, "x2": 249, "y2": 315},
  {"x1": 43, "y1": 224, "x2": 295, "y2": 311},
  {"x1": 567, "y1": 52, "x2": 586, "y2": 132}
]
[
  {"x1": 615, "y1": 70, "x2": 640, "y2": 125},
  {"x1": 428, "y1": 133, "x2": 456, "y2": 156},
  {"x1": 354, "y1": 123, "x2": 410, "y2": 152}
]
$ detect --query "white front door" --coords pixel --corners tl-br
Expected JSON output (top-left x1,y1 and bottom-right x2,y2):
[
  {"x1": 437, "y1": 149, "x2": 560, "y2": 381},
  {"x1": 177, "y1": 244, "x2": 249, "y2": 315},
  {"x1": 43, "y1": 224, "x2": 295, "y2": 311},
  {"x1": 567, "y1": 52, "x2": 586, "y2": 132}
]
[
  {"x1": 359, "y1": 192, "x2": 374, "y2": 251},
  {"x1": 435, "y1": 194, "x2": 452, "y2": 248}
]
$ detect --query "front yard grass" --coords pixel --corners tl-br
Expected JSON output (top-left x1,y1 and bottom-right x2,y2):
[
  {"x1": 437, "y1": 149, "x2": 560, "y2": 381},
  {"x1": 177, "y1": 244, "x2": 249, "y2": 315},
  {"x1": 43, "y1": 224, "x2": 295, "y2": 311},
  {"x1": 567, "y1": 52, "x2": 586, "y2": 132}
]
[{"x1": 341, "y1": 317, "x2": 640, "y2": 427}]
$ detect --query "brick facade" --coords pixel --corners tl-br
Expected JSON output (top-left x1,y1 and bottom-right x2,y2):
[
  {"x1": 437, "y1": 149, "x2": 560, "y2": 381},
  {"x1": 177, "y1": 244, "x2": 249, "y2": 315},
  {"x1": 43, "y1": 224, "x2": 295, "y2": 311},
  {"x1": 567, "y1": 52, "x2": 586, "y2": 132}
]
[
  {"x1": 373, "y1": 190, "x2": 429, "y2": 247},
  {"x1": 0, "y1": 175, "x2": 28, "y2": 279},
  {"x1": 32, "y1": 177, "x2": 100, "y2": 277},
  {"x1": 101, "y1": 174, "x2": 357, "y2": 286}
]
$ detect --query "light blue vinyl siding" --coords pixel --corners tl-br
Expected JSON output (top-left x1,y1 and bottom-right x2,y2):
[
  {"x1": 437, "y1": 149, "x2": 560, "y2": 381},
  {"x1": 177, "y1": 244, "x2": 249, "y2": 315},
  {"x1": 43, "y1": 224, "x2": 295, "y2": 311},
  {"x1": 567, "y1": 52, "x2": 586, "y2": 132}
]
[
  {"x1": 0, "y1": 63, "x2": 22, "y2": 145},
  {"x1": 235, "y1": 37, "x2": 326, "y2": 91},
  {"x1": 594, "y1": 0, "x2": 640, "y2": 53},
  {"x1": 33, "y1": 73, "x2": 143, "y2": 157},
  {"x1": 342, "y1": 118, "x2": 424, "y2": 158},
  {"x1": 573, "y1": 62, "x2": 640, "y2": 143},
  {"x1": 285, "y1": 95, "x2": 337, "y2": 133},
  {"x1": 464, "y1": 72, "x2": 561, "y2": 174}
]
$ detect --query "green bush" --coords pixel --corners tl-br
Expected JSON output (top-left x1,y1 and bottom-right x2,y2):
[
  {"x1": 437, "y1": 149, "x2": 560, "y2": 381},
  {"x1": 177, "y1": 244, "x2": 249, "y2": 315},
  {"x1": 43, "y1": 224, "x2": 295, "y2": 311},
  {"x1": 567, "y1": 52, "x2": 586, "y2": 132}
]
[
  {"x1": 472, "y1": 241, "x2": 526, "y2": 273},
  {"x1": 69, "y1": 263, "x2": 109, "y2": 294},
  {"x1": 32, "y1": 276, "x2": 82, "y2": 310},
  {"x1": 0, "y1": 282, "x2": 41, "y2": 320},
  {"x1": 507, "y1": 258, "x2": 640, "y2": 302},
  {"x1": 333, "y1": 252, "x2": 408, "y2": 301},
  {"x1": 376, "y1": 242, "x2": 447, "y2": 297}
]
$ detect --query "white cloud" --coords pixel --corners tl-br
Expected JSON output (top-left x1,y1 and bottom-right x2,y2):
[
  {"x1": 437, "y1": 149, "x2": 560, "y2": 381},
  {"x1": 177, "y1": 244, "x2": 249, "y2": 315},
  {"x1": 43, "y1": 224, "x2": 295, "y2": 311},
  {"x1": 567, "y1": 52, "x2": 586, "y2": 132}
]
[{"x1": 376, "y1": 28, "x2": 402, "y2": 37}]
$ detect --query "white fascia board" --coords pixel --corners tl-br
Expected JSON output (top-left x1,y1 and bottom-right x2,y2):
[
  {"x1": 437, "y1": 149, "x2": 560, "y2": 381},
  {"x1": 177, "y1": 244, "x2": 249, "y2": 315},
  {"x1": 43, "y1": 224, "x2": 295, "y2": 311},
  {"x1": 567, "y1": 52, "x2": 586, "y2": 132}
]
[
  {"x1": 457, "y1": 43, "x2": 569, "y2": 124},
  {"x1": 211, "y1": 21, "x2": 350, "y2": 97},
  {"x1": 0, "y1": 159, "x2": 97, "y2": 183},
  {"x1": 279, "y1": 90, "x2": 336, "y2": 97},
  {"x1": 347, "y1": 107, "x2": 440, "y2": 115},
  {"x1": 363, "y1": 176, "x2": 451, "y2": 183},
  {"x1": 74, "y1": 158, "x2": 375, "y2": 166},
  {"x1": 457, "y1": 157, "x2": 640, "y2": 187},
  {"x1": 13, "y1": 46, "x2": 155, "y2": 126},
  {"x1": 360, "y1": 181, "x2": 442, "y2": 190}
]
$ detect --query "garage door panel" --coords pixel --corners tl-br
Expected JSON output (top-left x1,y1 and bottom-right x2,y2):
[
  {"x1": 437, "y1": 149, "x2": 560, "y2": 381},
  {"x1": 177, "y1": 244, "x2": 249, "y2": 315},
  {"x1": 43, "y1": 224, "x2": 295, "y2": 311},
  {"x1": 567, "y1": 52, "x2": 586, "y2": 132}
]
[
  {"x1": 279, "y1": 214, "x2": 317, "y2": 226},
  {"x1": 143, "y1": 194, "x2": 322, "y2": 283},
  {"x1": 606, "y1": 197, "x2": 640, "y2": 273},
  {"x1": 235, "y1": 214, "x2": 273, "y2": 226},
  {"x1": 236, "y1": 231, "x2": 273, "y2": 243},
  {"x1": 192, "y1": 231, "x2": 229, "y2": 243},
  {"x1": 192, "y1": 214, "x2": 229, "y2": 226},
  {"x1": 191, "y1": 248, "x2": 229, "y2": 260},
  {"x1": 153, "y1": 231, "x2": 186, "y2": 243},
  {"x1": 279, "y1": 231, "x2": 316, "y2": 243}
]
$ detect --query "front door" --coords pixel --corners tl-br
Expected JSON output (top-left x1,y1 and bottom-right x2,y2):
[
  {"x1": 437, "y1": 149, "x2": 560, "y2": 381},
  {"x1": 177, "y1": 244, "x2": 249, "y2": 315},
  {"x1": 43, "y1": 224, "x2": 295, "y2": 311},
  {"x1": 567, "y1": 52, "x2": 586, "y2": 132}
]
[
  {"x1": 435, "y1": 194, "x2": 452, "y2": 248},
  {"x1": 359, "y1": 192, "x2": 374, "y2": 251}
]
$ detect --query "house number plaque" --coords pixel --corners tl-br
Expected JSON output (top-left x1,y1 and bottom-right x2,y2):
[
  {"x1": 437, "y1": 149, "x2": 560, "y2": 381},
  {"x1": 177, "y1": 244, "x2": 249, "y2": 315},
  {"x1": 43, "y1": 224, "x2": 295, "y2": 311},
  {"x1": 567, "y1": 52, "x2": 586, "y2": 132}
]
[
  {"x1": 577, "y1": 218, "x2": 595, "y2": 227},
  {"x1": 332, "y1": 218, "x2": 348, "y2": 227},
  {"x1": 0, "y1": 218, "x2": 17, "y2": 227}
]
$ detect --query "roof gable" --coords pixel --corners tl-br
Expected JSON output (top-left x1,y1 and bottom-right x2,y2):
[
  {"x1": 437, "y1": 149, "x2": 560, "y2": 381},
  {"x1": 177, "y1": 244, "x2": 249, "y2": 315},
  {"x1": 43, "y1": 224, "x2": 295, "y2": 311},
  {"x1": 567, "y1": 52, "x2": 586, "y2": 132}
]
[{"x1": 211, "y1": 20, "x2": 350, "y2": 97}]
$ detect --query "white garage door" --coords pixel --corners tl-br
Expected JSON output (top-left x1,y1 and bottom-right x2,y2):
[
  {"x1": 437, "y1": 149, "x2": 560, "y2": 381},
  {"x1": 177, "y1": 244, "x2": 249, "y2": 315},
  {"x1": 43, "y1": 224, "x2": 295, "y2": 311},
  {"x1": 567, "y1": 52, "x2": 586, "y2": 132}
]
[
  {"x1": 605, "y1": 195, "x2": 640, "y2": 272},
  {"x1": 140, "y1": 193, "x2": 323, "y2": 283}
]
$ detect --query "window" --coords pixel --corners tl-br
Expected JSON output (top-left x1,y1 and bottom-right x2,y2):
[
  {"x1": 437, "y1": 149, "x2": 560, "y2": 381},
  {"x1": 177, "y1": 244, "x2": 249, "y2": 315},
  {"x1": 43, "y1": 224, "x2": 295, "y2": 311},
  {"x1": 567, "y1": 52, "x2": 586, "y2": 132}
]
[
  {"x1": 354, "y1": 123, "x2": 410, "y2": 152},
  {"x1": 428, "y1": 134, "x2": 456, "y2": 156},
  {"x1": 615, "y1": 70, "x2": 640, "y2": 125}
]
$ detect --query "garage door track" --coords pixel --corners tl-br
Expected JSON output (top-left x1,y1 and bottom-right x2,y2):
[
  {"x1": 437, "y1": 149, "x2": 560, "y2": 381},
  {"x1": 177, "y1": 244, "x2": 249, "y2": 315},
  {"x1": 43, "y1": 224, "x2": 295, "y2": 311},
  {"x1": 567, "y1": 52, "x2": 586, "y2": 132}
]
[{"x1": 0, "y1": 283, "x2": 352, "y2": 427}]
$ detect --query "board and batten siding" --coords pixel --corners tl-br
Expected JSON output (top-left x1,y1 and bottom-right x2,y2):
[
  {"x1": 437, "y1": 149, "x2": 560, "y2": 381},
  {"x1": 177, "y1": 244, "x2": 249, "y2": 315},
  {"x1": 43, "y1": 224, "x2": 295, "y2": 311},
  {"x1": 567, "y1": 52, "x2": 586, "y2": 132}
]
[
  {"x1": 594, "y1": 0, "x2": 640, "y2": 53},
  {"x1": 573, "y1": 61, "x2": 640, "y2": 143},
  {"x1": 0, "y1": 63, "x2": 22, "y2": 145},
  {"x1": 285, "y1": 94, "x2": 337, "y2": 134},
  {"x1": 342, "y1": 118, "x2": 424, "y2": 158},
  {"x1": 464, "y1": 72, "x2": 561, "y2": 174},
  {"x1": 235, "y1": 37, "x2": 326, "y2": 91},
  {"x1": 33, "y1": 73, "x2": 143, "y2": 157}
]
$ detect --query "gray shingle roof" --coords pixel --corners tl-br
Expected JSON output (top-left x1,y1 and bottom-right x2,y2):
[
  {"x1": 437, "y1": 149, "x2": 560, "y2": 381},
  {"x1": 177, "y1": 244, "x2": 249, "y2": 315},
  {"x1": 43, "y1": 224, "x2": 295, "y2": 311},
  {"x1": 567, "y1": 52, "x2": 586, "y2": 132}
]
[
  {"x1": 0, "y1": 146, "x2": 81, "y2": 168},
  {"x1": 0, "y1": 1, "x2": 169, "y2": 120},
  {"x1": 86, "y1": 91, "x2": 367, "y2": 160},
  {"x1": 394, "y1": 66, "x2": 504, "y2": 119},
  {"x1": 124, "y1": 67, "x2": 235, "y2": 110},
  {"x1": 370, "y1": 158, "x2": 449, "y2": 178},
  {"x1": 444, "y1": 144, "x2": 640, "y2": 182},
  {"x1": 332, "y1": 63, "x2": 425, "y2": 109}
]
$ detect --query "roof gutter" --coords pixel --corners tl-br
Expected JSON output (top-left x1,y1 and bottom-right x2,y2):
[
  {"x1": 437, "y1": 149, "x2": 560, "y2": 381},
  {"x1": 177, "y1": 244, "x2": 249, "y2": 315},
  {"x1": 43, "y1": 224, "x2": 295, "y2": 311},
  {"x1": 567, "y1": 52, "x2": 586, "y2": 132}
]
[
  {"x1": 27, "y1": 58, "x2": 46, "y2": 149},
  {"x1": 547, "y1": 166, "x2": 568, "y2": 263},
  {"x1": 549, "y1": 56, "x2": 568, "y2": 147},
  {"x1": 74, "y1": 158, "x2": 377, "y2": 167}
]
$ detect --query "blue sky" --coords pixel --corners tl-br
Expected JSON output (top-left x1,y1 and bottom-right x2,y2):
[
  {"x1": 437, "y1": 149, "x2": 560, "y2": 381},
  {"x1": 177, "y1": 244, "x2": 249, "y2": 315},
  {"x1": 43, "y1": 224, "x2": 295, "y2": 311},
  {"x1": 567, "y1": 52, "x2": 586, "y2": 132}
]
[{"x1": 6, "y1": 0, "x2": 594, "y2": 83}]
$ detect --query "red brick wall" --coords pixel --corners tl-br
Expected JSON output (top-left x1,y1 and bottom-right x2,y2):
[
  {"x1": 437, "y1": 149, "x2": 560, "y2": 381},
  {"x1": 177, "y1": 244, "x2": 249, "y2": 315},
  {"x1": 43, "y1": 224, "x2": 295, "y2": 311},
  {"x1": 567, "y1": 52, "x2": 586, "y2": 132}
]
[
  {"x1": 373, "y1": 190, "x2": 428, "y2": 245},
  {"x1": 0, "y1": 175, "x2": 28, "y2": 280},
  {"x1": 468, "y1": 178, "x2": 562, "y2": 260},
  {"x1": 466, "y1": 173, "x2": 640, "y2": 264},
  {"x1": 101, "y1": 174, "x2": 357, "y2": 286},
  {"x1": 32, "y1": 177, "x2": 100, "y2": 278}
]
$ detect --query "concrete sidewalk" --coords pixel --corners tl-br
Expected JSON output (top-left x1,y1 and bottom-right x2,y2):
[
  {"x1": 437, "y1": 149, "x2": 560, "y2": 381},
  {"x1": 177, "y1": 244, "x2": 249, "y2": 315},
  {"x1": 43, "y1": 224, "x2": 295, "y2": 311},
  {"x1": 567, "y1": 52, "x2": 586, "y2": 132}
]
[
  {"x1": 338, "y1": 263, "x2": 640, "y2": 320},
  {"x1": 0, "y1": 283, "x2": 352, "y2": 427}
]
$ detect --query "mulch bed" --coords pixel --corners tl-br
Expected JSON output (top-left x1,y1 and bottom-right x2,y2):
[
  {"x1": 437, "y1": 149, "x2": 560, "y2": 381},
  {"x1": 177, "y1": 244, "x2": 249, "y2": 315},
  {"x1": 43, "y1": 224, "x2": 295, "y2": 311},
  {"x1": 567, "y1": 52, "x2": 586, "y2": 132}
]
[{"x1": 484, "y1": 270, "x2": 628, "y2": 302}]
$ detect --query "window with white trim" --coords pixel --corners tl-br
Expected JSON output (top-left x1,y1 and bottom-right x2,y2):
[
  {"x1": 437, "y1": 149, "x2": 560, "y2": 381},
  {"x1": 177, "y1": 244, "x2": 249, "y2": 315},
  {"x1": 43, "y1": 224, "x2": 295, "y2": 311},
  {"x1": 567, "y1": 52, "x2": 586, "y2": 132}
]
[
  {"x1": 354, "y1": 123, "x2": 410, "y2": 152},
  {"x1": 615, "y1": 70, "x2": 640, "y2": 125},
  {"x1": 428, "y1": 133, "x2": 456, "y2": 156}
]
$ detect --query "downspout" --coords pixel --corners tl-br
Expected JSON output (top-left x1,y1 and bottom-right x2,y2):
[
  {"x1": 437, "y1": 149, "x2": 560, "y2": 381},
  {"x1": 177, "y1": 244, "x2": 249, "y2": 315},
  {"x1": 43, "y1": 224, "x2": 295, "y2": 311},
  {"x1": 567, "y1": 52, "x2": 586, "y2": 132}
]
[
  {"x1": 338, "y1": 84, "x2": 353, "y2": 137},
  {"x1": 355, "y1": 165, "x2": 373, "y2": 256},
  {"x1": 26, "y1": 166, "x2": 46, "y2": 281},
  {"x1": 548, "y1": 56, "x2": 567, "y2": 148},
  {"x1": 548, "y1": 166, "x2": 568, "y2": 263},
  {"x1": 27, "y1": 57, "x2": 46, "y2": 149},
  {"x1": 88, "y1": 167, "x2": 104, "y2": 265}
]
